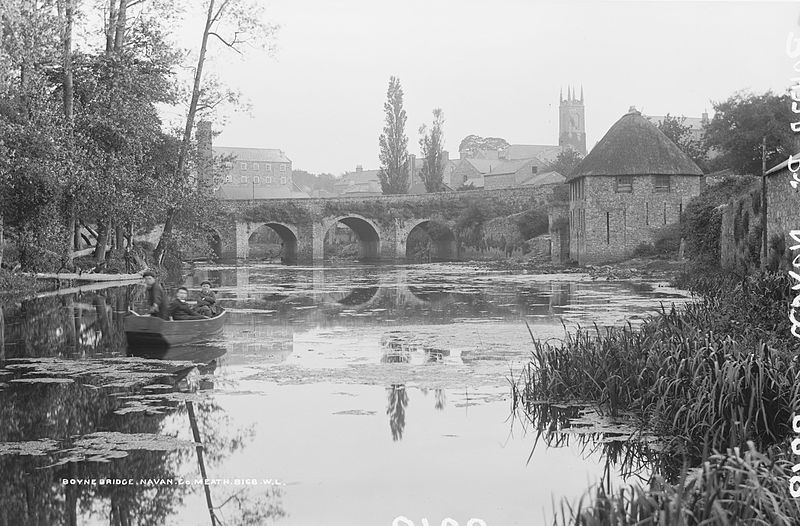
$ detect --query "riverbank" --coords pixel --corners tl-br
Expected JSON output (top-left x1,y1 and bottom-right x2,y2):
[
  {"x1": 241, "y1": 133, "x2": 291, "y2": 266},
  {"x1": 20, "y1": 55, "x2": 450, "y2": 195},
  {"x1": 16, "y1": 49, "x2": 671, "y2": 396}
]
[
  {"x1": 490, "y1": 254, "x2": 688, "y2": 282},
  {"x1": 512, "y1": 270, "x2": 800, "y2": 524}
]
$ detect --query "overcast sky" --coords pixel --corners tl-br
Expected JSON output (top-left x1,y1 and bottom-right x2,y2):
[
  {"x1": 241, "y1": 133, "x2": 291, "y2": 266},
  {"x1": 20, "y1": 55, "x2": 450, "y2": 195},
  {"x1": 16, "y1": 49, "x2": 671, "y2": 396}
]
[{"x1": 187, "y1": 1, "x2": 800, "y2": 175}]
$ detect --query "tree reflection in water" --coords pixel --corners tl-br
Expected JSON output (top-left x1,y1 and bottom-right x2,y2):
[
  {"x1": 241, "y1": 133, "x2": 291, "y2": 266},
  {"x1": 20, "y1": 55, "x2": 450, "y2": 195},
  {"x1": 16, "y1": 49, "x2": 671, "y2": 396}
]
[
  {"x1": 0, "y1": 288, "x2": 284, "y2": 525},
  {"x1": 434, "y1": 388, "x2": 446, "y2": 411},
  {"x1": 387, "y1": 384, "x2": 408, "y2": 441}
]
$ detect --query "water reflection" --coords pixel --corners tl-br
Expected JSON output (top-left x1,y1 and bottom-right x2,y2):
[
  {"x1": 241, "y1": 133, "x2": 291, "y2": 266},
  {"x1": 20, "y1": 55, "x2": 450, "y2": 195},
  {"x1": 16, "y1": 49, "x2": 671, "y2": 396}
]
[
  {"x1": 0, "y1": 262, "x2": 692, "y2": 524},
  {"x1": 387, "y1": 384, "x2": 409, "y2": 441}
]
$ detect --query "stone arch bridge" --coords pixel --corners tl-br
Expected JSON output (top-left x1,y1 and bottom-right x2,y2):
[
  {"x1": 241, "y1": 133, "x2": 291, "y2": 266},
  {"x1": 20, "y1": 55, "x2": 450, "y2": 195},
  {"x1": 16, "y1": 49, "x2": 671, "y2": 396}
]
[{"x1": 210, "y1": 187, "x2": 560, "y2": 262}]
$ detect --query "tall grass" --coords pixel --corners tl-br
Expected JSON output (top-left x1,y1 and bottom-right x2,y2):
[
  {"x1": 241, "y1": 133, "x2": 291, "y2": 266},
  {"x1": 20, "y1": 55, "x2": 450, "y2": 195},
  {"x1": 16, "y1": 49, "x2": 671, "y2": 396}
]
[
  {"x1": 552, "y1": 443, "x2": 800, "y2": 526},
  {"x1": 511, "y1": 271, "x2": 800, "y2": 525},
  {"x1": 513, "y1": 272, "x2": 800, "y2": 454}
]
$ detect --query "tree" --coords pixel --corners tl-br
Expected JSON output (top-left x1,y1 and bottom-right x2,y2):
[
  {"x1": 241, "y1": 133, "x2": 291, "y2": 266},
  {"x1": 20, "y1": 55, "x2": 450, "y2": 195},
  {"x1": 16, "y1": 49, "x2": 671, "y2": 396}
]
[
  {"x1": 656, "y1": 113, "x2": 708, "y2": 171},
  {"x1": 704, "y1": 91, "x2": 798, "y2": 175},
  {"x1": 418, "y1": 108, "x2": 445, "y2": 192},
  {"x1": 547, "y1": 148, "x2": 583, "y2": 177},
  {"x1": 457, "y1": 135, "x2": 509, "y2": 157},
  {"x1": 154, "y1": 0, "x2": 277, "y2": 265},
  {"x1": 377, "y1": 76, "x2": 410, "y2": 194}
]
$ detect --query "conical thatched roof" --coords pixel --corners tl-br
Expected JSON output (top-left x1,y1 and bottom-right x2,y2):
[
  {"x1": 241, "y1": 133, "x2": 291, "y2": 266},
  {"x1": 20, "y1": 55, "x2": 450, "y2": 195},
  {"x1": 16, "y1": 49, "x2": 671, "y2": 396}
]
[{"x1": 569, "y1": 109, "x2": 703, "y2": 180}]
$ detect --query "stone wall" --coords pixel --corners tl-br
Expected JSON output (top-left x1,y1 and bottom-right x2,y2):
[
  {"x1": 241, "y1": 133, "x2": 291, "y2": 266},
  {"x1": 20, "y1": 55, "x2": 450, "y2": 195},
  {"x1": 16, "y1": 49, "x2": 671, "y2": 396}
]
[
  {"x1": 717, "y1": 169, "x2": 800, "y2": 271},
  {"x1": 569, "y1": 174, "x2": 702, "y2": 265},
  {"x1": 719, "y1": 185, "x2": 762, "y2": 272},
  {"x1": 766, "y1": 167, "x2": 800, "y2": 264}
]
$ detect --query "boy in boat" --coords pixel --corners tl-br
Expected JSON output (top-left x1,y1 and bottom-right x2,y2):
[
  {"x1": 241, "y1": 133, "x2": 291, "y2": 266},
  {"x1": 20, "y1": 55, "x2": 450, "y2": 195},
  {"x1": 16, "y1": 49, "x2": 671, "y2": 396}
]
[
  {"x1": 169, "y1": 287, "x2": 208, "y2": 320},
  {"x1": 143, "y1": 271, "x2": 169, "y2": 319},
  {"x1": 196, "y1": 281, "x2": 220, "y2": 317}
]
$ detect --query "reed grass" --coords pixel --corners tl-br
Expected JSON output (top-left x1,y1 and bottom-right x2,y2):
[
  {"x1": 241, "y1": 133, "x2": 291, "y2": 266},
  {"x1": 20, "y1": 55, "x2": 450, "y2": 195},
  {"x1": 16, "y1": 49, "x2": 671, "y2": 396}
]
[{"x1": 511, "y1": 271, "x2": 800, "y2": 525}]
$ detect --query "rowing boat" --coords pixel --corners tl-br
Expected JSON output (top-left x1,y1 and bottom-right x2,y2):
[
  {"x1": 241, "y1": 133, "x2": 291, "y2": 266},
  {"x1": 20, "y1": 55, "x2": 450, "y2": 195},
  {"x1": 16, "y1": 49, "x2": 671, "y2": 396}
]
[{"x1": 124, "y1": 310, "x2": 228, "y2": 346}]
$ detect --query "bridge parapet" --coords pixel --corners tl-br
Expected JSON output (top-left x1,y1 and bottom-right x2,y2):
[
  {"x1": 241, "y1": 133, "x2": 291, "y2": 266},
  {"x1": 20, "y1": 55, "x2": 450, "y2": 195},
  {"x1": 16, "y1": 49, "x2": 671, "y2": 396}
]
[{"x1": 224, "y1": 185, "x2": 565, "y2": 262}]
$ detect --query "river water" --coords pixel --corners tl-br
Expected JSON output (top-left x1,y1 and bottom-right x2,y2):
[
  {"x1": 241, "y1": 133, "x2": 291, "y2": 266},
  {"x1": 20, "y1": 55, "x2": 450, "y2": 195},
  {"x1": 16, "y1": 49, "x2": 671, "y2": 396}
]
[{"x1": 0, "y1": 262, "x2": 690, "y2": 526}]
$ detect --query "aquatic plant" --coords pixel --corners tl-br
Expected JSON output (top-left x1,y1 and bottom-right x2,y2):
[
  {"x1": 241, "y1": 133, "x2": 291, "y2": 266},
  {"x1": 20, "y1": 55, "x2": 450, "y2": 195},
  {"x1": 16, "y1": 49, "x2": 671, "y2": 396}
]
[
  {"x1": 513, "y1": 272, "x2": 800, "y2": 454},
  {"x1": 512, "y1": 271, "x2": 800, "y2": 524},
  {"x1": 552, "y1": 443, "x2": 800, "y2": 525}
]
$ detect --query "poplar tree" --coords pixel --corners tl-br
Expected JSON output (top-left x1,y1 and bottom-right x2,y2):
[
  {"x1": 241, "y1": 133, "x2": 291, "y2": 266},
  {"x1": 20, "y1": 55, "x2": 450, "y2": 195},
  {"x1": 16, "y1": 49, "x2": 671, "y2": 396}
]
[
  {"x1": 377, "y1": 76, "x2": 410, "y2": 194},
  {"x1": 418, "y1": 108, "x2": 445, "y2": 192}
]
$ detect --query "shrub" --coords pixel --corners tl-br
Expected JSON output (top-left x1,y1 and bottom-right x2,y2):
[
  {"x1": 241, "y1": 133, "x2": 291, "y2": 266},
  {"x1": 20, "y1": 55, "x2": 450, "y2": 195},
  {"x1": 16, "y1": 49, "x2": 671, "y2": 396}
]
[
  {"x1": 683, "y1": 176, "x2": 756, "y2": 267},
  {"x1": 653, "y1": 223, "x2": 681, "y2": 254},
  {"x1": 632, "y1": 242, "x2": 655, "y2": 257},
  {"x1": 514, "y1": 208, "x2": 549, "y2": 239}
]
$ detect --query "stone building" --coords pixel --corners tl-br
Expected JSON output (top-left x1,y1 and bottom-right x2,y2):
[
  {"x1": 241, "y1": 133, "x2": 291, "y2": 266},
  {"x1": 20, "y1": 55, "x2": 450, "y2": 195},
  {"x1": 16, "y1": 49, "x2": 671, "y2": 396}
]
[
  {"x1": 567, "y1": 108, "x2": 703, "y2": 264},
  {"x1": 196, "y1": 121, "x2": 308, "y2": 200}
]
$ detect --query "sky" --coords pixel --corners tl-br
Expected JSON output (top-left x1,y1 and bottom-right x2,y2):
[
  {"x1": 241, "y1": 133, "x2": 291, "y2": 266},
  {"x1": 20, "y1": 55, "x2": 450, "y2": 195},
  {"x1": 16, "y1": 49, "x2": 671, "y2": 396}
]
[{"x1": 173, "y1": 0, "x2": 800, "y2": 175}]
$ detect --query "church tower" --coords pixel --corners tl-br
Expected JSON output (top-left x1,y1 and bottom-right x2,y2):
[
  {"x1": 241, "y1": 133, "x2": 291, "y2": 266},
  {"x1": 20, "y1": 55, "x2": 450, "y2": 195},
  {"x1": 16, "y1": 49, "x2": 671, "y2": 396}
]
[{"x1": 559, "y1": 86, "x2": 587, "y2": 155}]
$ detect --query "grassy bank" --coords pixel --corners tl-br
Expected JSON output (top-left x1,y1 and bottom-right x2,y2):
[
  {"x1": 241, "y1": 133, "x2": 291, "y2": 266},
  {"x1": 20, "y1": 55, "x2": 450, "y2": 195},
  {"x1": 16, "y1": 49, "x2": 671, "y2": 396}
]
[{"x1": 512, "y1": 270, "x2": 800, "y2": 524}]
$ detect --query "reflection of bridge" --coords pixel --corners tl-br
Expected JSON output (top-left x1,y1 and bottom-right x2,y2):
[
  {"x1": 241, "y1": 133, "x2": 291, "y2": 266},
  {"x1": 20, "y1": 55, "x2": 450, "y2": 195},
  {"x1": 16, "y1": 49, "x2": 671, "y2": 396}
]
[
  {"x1": 211, "y1": 187, "x2": 555, "y2": 263},
  {"x1": 231, "y1": 267, "x2": 434, "y2": 309}
]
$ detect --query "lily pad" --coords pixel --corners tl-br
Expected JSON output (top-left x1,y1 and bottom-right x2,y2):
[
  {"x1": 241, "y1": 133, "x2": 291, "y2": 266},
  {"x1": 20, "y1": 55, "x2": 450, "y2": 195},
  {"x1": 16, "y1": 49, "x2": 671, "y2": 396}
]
[{"x1": 0, "y1": 439, "x2": 60, "y2": 456}]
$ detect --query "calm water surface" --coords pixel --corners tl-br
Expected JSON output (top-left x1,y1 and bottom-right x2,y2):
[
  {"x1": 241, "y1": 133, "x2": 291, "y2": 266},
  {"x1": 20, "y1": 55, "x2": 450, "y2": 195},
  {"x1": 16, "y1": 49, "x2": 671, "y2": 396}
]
[{"x1": 0, "y1": 262, "x2": 690, "y2": 526}]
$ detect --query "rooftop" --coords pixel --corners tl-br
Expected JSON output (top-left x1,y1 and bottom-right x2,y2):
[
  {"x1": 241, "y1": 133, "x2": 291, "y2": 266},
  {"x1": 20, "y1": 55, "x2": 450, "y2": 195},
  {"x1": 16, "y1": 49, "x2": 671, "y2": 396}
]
[{"x1": 570, "y1": 109, "x2": 703, "y2": 180}]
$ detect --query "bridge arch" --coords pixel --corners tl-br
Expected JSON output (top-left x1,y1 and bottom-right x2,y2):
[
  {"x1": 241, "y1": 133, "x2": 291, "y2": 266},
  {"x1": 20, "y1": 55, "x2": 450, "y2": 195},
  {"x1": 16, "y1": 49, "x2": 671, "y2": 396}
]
[
  {"x1": 237, "y1": 221, "x2": 298, "y2": 263},
  {"x1": 321, "y1": 214, "x2": 381, "y2": 260},
  {"x1": 404, "y1": 218, "x2": 458, "y2": 261}
]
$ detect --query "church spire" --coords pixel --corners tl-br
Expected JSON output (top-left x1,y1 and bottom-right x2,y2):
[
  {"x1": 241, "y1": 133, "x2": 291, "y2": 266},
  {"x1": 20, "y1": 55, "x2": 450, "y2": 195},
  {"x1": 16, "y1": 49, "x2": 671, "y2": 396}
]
[{"x1": 580, "y1": 85, "x2": 584, "y2": 102}]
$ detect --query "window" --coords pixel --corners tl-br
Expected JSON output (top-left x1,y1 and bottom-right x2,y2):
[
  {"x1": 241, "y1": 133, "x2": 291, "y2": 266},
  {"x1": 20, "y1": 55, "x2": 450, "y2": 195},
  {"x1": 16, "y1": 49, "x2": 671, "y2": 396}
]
[
  {"x1": 265, "y1": 164, "x2": 272, "y2": 171},
  {"x1": 280, "y1": 176, "x2": 287, "y2": 185},
  {"x1": 240, "y1": 162, "x2": 247, "y2": 170},
  {"x1": 663, "y1": 202, "x2": 667, "y2": 225},
  {"x1": 279, "y1": 164, "x2": 286, "y2": 172},
  {"x1": 645, "y1": 202, "x2": 649, "y2": 226},
  {"x1": 265, "y1": 176, "x2": 272, "y2": 184},
  {"x1": 531, "y1": 165, "x2": 538, "y2": 174},
  {"x1": 240, "y1": 175, "x2": 247, "y2": 184},
  {"x1": 654, "y1": 175, "x2": 670, "y2": 193},
  {"x1": 225, "y1": 175, "x2": 232, "y2": 184},
  {"x1": 253, "y1": 163, "x2": 260, "y2": 171},
  {"x1": 606, "y1": 212, "x2": 610, "y2": 244},
  {"x1": 615, "y1": 176, "x2": 633, "y2": 193},
  {"x1": 254, "y1": 176, "x2": 260, "y2": 184}
]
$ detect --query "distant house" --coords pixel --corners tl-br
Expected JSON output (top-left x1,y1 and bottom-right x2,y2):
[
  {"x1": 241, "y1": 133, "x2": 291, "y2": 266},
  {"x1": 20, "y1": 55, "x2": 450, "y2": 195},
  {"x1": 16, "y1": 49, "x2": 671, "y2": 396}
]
[
  {"x1": 483, "y1": 159, "x2": 564, "y2": 190},
  {"x1": 213, "y1": 146, "x2": 309, "y2": 200},
  {"x1": 568, "y1": 108, "x2": 703, "y2": 265},
  {"x1": 336, "y1": 152, "x2": 457, "y2": 196},
  {"x1": 195, "y1": 122, "x2": 308, "y2": 200},
  {"x1": 451, "y1": 157, "x2": 553, "y2": 189},
  {"x1": 334, "y1": 166, "x2": 383, "y2": 196}
]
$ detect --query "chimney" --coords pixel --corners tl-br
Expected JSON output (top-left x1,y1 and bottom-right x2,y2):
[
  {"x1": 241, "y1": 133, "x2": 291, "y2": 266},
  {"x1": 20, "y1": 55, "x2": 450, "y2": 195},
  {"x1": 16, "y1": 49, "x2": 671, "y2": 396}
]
[
  {"x1": 196, "y1": 120, "x2": 213, "y2": 181},
  {"x1": 442, "y1": 150, "x2": 449, "y2": 163}
]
